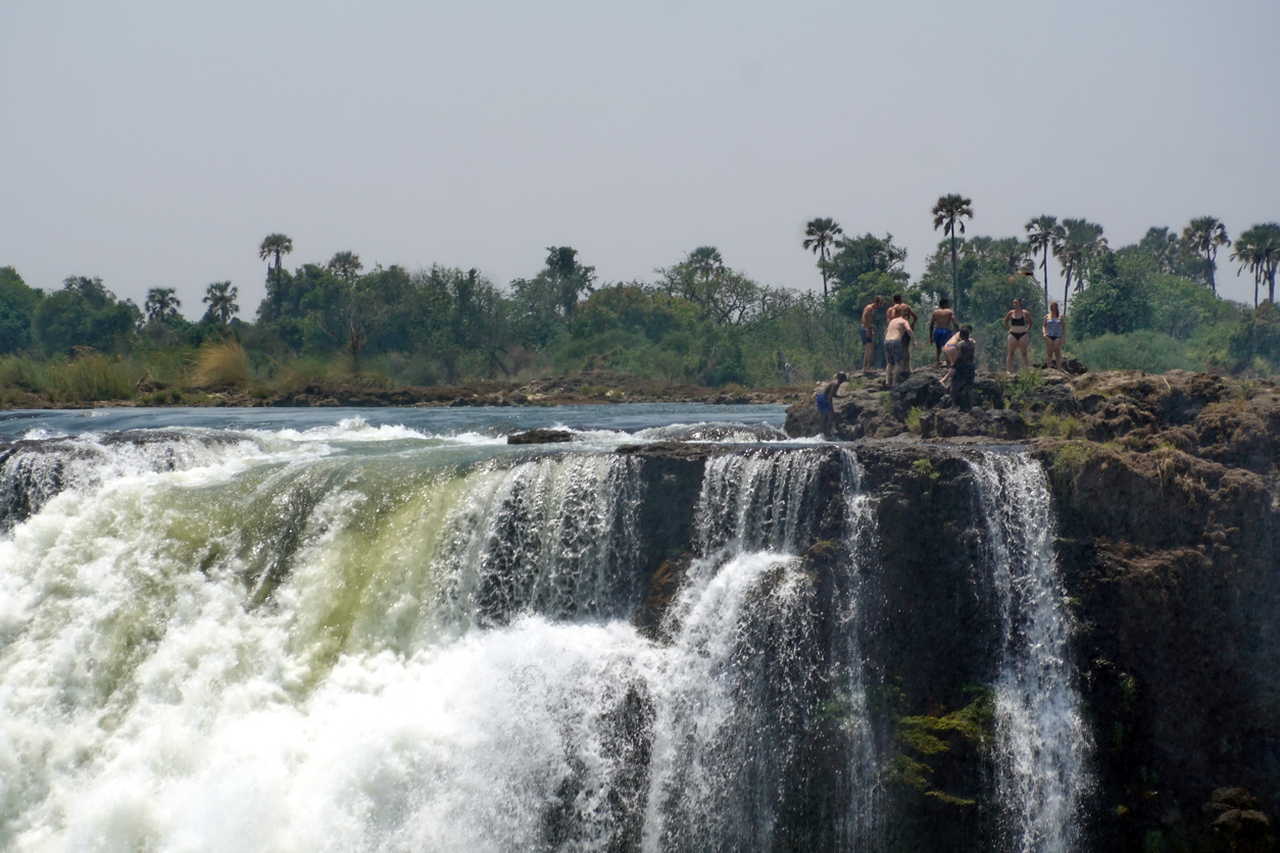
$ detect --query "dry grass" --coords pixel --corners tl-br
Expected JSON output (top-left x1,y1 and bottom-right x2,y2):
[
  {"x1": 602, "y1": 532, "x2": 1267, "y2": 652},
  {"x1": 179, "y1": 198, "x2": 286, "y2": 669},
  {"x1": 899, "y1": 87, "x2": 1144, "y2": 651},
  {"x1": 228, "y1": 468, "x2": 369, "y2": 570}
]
[{"x1": 192, "y1": 340, "x2": 250, "y2": 389}]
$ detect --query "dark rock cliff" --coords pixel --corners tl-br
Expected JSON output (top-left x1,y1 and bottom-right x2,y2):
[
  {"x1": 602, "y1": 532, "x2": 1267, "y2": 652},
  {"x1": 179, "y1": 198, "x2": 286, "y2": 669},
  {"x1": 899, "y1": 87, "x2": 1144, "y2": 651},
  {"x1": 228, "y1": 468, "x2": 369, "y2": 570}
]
[{"x1": 619, "y1": 421, "x2": 1280, "y2": 852}]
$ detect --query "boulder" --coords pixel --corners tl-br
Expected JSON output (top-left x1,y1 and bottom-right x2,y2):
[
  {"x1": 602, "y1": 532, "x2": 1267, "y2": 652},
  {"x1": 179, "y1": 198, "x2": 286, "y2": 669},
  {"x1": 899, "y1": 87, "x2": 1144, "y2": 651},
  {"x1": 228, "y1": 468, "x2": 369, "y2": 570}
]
[{"x1": 508, "y1": 428, "x2": 573, "y2": 444}]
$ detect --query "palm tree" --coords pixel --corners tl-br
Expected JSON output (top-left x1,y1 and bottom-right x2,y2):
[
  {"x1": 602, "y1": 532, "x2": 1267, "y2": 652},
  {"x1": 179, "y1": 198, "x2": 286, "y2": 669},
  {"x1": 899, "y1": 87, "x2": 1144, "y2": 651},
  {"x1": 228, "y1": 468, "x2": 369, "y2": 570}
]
[
  {"x1": 1053, "y1": 219, "x2": 1107, "y2": 312},
  {"x1": 802, "y1": 217, "x2": 843, "y2": 299},
  {"x1": 1025, "y1": 215, "x2": 1063, "y2": 311},
  {"x1": 932, "y1": 194, "x2": 974, "y2": 314},
  {"x1": 258, "y1": 233, "x2": 294, "y2": 313},
  {"x1": 144, "y1": 287, "x2": 181, "y2": 323},
  {"x1": 1182, "y1": 216, "x2": 1231, "y2": 294},
  {"x1": 327, "y1": 251, "x2": 363, "y2": 282},
  {"x1": 1233, "y1": 224, "x2": 1280, "y2": 306},
  {"x1": 1138, "y1": 227, "x2": 1181, "y2": 274},
  {"x1": 202, "y1": 281, "x2": 239, "y2": 325}
]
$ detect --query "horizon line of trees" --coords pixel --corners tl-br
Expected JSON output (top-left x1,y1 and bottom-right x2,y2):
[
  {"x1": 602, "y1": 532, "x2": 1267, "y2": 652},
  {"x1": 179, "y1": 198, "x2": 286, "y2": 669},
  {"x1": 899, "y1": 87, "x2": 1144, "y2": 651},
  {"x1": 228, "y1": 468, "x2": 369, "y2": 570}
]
[{"x1": 3, "y1": 198, "x2": 1280, "y2": 385}]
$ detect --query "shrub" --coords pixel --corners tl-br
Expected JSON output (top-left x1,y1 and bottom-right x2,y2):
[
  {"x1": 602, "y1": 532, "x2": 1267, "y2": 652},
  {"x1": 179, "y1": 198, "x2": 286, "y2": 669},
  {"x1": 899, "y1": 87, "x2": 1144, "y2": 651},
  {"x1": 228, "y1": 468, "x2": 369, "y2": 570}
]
[
  {"x1": 51, "y1": 350, "x2": 138, "y2": 401},
  {"x1": 192, "y1": 340, "x2": 250, "y2": 389}
]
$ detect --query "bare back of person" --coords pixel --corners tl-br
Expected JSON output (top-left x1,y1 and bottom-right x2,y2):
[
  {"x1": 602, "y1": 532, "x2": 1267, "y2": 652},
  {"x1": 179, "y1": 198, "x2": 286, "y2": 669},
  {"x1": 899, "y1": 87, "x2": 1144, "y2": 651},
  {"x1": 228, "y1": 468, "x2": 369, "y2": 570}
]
[{"x1": 883, "y1": 316, "x2": 910, "y2": 387}]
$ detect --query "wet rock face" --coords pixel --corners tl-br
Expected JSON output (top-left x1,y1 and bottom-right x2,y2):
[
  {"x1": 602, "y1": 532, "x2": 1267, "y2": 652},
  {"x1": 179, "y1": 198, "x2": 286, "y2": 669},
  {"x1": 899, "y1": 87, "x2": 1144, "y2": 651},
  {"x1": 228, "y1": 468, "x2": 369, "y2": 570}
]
[{"x1": 1042, "y1": 438, "x2": 1280, "y2": 851}]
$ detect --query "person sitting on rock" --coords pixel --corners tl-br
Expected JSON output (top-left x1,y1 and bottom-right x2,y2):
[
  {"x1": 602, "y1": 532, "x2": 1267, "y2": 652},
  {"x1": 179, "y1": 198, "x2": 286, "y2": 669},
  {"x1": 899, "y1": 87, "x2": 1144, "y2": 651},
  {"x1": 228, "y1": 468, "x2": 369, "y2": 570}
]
[
  {"x1": 951, "y1": 325, "x2": 977, "y2": 410},
  {"x1": 884, "y1": 315, "x2": 911, "y2": 388},
  {"x1": 816, "y1": 372, "x2": 849, "y2": 438},
  {"x1": 929, "y1": 298, "x2": 958, "y2": 367}
]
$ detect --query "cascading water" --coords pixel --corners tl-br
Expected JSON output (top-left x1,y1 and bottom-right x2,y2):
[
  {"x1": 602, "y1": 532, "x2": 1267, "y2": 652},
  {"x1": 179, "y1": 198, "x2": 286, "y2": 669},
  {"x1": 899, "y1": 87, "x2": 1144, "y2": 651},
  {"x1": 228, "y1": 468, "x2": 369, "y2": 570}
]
[
  {"x1": 836, "y1": 448, "x2": 881, "y2": 851},
  {"x1": 971, "y1": 450, "x2": 1092, "y2": 853},
  {"x1": 641, "y1": 448, "x2": 827, "y2": 851},
  {"x1": 2, "y1": 412, "x2": 1099, "y2": 853},
  {"x1": 0, "y1": 422, "x2": 861, "y2": 853}
]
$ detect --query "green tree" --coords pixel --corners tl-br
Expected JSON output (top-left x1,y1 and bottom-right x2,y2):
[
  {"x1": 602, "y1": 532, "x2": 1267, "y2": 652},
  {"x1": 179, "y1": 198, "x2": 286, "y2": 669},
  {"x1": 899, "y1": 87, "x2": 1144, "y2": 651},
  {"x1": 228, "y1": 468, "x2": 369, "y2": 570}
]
[
  {"x1": 826, "y1": 233, "x2": 909, "y2": 293},
  {"x1": 144, "y1": 287, "x2": 181, "y2": 323},
  {"x1": 1053, "y1": 218, "x2": 1107, "y2": 312},
  {"x1": 1025, "y1": 215, "x2": 1063, "y2": 311},
  {"x1": 932, "y1": 194, "x2": 974, "y2": 314},
  {"x1": 201, "y1": 281, "x2": 239, "y2": 325},
  {"x1": 656, "y1": 247, "x2": 762, "y2": 327},
  {"x1": 33, "y1": 276, "x2": 140, "y2": 355},
  {"x1": 0, "y1": 267, "x2": 43, "y2": 354},
  {"x1": 258, "y1": 233, "x2": 294, "y2": 316},
  {"x1": 1182, "y1": 216, "x2": 1231, "y2": 294},
  {"x1": 1232, "y1": 223, "x2": 1280, "y2": 307},
  {"x1": 1068, "y1": 252, "x2": 1152, "y2": 339},
  {"x1": 802, "y1": 217, "x2": 843, "y2": 299},
  {"x1": 327, "y1": 251, "x2": 363, "y2": 282},
  {"x1": 510, "y1": 246, "x2": 596, "y2": 346}
]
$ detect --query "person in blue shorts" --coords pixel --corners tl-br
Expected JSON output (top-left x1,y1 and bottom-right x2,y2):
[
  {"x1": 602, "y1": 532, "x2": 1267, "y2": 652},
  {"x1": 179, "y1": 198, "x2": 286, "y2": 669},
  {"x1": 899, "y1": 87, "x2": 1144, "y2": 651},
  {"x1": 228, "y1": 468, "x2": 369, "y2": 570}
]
[
  {"x1": 929, "y1": 299, "x2": 957, "y2": 367},
  {"x1": 816, "y1": 372, "x2": 849, "y2": 437}
]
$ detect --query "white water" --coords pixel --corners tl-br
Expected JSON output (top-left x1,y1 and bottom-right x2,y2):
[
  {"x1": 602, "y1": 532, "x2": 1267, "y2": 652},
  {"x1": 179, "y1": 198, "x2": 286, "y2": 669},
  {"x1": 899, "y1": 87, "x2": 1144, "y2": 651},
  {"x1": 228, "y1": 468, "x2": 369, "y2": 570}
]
[
  {"x1": 971, "y1": 451, "x2": 1091, "y2": 853},
  {"x1": 837, "y1": 449, "x2": 881, "y2": 850},
  {"x1": 0, "y1": 429, "x2": 849, "y2": 853},
  {"x1": 1, "y1": 423, "x2": 1090, "y2": 852}
]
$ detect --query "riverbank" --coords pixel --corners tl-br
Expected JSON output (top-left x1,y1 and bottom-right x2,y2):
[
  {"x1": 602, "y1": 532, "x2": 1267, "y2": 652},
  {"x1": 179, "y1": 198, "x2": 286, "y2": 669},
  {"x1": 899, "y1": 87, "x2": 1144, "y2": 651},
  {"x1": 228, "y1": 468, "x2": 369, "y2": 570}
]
[{"x1": 0, "y1": 368, "x2": 808, "y2": 410}]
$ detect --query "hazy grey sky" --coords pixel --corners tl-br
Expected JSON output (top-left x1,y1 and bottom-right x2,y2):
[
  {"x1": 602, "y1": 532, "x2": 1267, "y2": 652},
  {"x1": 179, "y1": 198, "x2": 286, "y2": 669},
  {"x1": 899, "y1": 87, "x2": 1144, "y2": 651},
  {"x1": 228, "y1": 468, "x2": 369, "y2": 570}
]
[{"x1": 3, "y1": 0, "x2": 1277, "y2": 318}]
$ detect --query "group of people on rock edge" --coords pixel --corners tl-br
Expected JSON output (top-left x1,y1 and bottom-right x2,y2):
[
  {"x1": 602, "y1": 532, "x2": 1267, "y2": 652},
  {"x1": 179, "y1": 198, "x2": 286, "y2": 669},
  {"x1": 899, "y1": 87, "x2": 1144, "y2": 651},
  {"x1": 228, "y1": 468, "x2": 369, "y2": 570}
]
[{"x1": 816, "y1": 293, "x2": 1068, "y2": 435}]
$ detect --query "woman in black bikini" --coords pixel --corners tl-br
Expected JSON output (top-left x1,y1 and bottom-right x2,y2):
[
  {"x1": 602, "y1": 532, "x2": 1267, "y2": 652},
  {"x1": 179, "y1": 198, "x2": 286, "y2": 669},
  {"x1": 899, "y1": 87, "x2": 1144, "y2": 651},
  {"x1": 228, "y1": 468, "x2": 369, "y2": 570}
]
[{"x1": 1004, "y1": 298, "x2": 1033, "y2": 374}]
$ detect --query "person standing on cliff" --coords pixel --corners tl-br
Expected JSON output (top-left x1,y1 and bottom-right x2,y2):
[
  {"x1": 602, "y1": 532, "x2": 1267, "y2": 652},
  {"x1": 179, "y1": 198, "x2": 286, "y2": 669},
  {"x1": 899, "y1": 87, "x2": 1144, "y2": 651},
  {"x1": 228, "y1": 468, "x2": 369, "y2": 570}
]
[
  {"x1": 884, "y1": 315, "x2": 910, "y2": 388},
  {"x1": 816, "y1": 372, "x2": 849, "y2": 438},
  {"x1": 860, "y1": 296, "x2": 884, "y2": 373},
  {"x1": 887, "y1": 295, "x2": 919, "y2": 373},
  {"x1": 929, "y1": 299, "x2": 958, "y2": 367},
  {"x1": 951, "y1": 325, "x2": 977, "y2": 409}
]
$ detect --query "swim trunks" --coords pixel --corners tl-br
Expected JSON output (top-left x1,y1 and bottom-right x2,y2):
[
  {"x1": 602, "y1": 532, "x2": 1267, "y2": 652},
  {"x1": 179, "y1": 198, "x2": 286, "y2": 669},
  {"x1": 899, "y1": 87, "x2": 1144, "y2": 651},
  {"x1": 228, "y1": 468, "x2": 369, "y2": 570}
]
[
  {"x1": 933, "y1": 328, "x2": 952, "y2": 349},
  {"x1": 885, "y1": 339, "x2": 904, "y2": 365},
  {"x1": 816, "y1": 393, "x2": 833, "y2": 415},
  {"x1": 860, "y1": 326, "x2": 873, "y2": 345}
]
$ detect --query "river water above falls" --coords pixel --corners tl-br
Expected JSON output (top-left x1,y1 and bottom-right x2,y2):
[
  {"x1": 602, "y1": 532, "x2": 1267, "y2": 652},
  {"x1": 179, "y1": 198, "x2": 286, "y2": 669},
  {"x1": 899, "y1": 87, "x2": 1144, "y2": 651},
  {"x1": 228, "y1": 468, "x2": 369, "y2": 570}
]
[{"x1": 0, "y1": 405, "x2": 1090, "y2": 852}]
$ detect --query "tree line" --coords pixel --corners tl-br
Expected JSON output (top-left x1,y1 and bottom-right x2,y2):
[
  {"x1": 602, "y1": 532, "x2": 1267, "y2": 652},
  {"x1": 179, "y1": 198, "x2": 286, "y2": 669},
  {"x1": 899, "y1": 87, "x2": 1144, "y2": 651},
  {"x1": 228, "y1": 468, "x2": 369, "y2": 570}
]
[{"x1": 2, "y1": 197, "x2": 1279, "y2": 388}]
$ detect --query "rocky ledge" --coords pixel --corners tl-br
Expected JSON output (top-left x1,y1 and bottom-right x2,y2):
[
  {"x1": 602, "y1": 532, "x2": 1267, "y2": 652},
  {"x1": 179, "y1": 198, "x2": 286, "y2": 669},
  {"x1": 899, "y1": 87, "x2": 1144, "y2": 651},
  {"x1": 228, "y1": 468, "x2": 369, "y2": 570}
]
[{"x1": 787, "y1": 367, "x2": 1280, "y2": 477}]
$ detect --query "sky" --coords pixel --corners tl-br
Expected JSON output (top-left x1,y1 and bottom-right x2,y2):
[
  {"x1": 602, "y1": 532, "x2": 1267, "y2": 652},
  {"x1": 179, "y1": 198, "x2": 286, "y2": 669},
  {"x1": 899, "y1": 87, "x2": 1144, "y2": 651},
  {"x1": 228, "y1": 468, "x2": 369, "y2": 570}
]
[{"x1": 2, "y1": 0, "x2": 1277, "y2": 320}]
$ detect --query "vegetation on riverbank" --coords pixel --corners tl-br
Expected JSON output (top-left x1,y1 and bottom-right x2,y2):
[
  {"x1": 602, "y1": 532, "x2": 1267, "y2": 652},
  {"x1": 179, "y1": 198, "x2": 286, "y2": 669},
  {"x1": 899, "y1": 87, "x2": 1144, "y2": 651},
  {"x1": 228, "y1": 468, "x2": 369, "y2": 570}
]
[{"x1": 3, "y1": 205, "x2": 1279, "y2": 408}]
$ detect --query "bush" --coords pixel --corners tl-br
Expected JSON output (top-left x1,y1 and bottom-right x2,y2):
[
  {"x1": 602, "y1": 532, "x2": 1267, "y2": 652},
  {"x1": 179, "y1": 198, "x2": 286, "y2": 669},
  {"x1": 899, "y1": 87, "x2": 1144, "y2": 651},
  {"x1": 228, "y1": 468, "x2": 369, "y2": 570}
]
[
  {"x1": 1074, "y1": 330, "x2": 1200, "y2": 373},
  {"x1": 51, "y1": 351, "x2": 139, "y2": 401},
  {"x1": 191, "y1": 340, "x2": 250, "y2": 389}
]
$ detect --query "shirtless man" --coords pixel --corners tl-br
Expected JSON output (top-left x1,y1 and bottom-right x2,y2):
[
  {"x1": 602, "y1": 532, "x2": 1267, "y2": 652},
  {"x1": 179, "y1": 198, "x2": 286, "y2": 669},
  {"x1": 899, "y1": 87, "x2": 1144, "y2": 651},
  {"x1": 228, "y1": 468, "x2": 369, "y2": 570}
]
[
  {"x1": 929, "y1": 298, "x2": 958, "y2": 367},
  {"x1": 884, "y1": 314, "x2": 911, "y2": 388},
  {"x1": 887, "y1": 294, "x2": 918, "y2": 372},
  {"x1": 860, "y1": 296, "x2": 885, "y2": 372},
  {"x1": 815, "y1": 372, "x2": 848, "y2": 438}
]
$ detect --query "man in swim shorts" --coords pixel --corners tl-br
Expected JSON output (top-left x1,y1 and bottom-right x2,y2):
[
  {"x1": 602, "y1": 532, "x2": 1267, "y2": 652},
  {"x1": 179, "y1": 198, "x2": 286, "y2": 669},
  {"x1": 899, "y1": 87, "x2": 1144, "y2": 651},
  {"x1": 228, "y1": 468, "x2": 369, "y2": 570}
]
[
  {"x1": 929, "y1": 299, "x2": 957, "y2": 367},
  {"x1": 860, "y1": 296, "x2": 884, "y2": 372},
  {"x1": 884, "y1": 315, "x2": 910, "y2": 388},
  {"x1": 887, "y1": 294, "x2": 918, "y2": 373},
  {"x1": 816, "y1": 372, "x2": 849, "y2": 437}
]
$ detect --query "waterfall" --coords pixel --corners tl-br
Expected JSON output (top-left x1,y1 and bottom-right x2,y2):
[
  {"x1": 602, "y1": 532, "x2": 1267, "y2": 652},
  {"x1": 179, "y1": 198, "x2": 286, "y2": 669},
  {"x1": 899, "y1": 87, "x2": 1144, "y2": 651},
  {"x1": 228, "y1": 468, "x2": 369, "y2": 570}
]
[
  {"x1": 838, "y1": 448, "x2": 882, "y2": 851},
  {"x1": 1, "y1": 430, "x2": 859, "y2": 853},
  {"x1": 971, "y1": 450, "x2": 1091, "y2": 853},
  {"x1": 641, "y1": 447, "x2": 829, "y2": 851}
]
